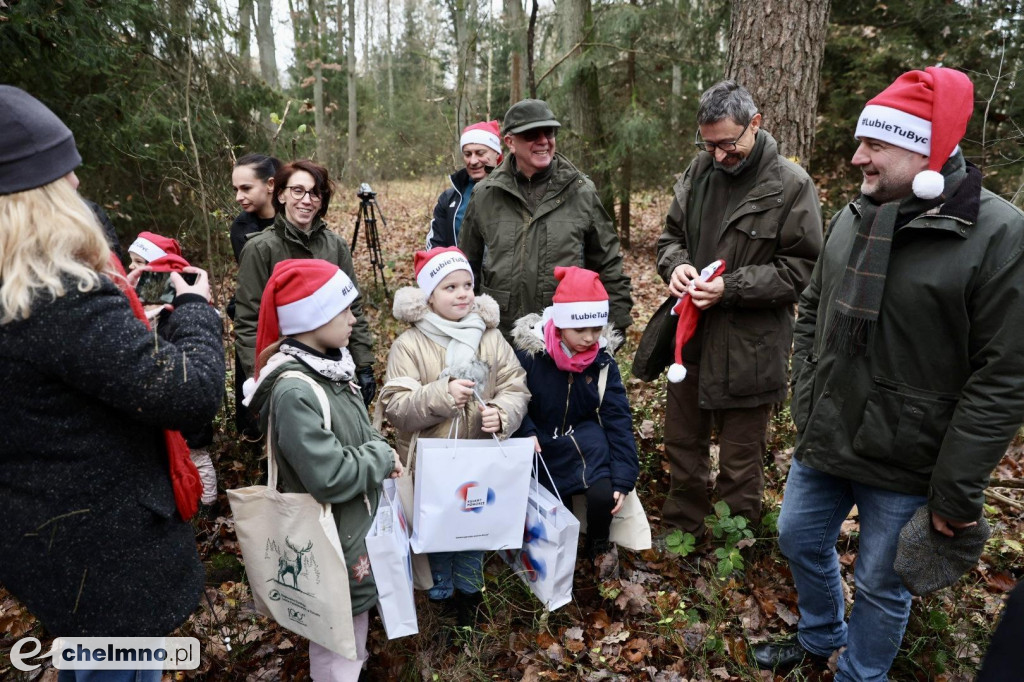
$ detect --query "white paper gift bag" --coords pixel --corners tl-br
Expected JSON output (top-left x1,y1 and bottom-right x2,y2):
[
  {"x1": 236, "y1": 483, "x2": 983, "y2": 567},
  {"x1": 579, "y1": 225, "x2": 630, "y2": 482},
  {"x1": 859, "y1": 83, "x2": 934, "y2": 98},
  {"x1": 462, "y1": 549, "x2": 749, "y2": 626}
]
[
  {"x1": 227, "y1": 371, "x2": 357, "y2": 658},
  {"x1": 572, "y1": 488, "x2": 652, "y2": 551},
  {"x1": 366, "y1": 479, "x2": 418, "y2": 639},
  {"x1": 502, "y1": 455, "x2": 580, "y2": 610},
  {"x1": 410, "y1": 436, "x2": 534, "y2": 553}
]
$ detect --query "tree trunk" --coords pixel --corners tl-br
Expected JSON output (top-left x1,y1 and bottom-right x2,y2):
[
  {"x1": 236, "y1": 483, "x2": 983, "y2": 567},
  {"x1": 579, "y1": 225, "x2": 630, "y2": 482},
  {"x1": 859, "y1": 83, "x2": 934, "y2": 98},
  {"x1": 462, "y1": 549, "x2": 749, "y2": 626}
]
[
  {"x1": 239, "y1": 0, "x2": 253, "y2": 68},
  {"x1": 504, "y1": 0, "x2": 527, "y2": 105},
  {"x1": 619, "y1": 0, "x2": 637, "y2": 250},
  {"x1": 527, "y1": 0, "x2": 538, "y2": 97},
  {"x1": 725, "y1": 0, "x2": 831, "y2": 169},
  {"x1": 386, "y1": 0, "x2": 394, "y2": 117},
  {"x1": 256, "y1": 0, "x2": 279, "y2": 88},
  {"x1": 448, "y1": 0, "x2": 478, "y2": 134},
  {"x1": 311, "y1": 0, "x2": 325, "y2": 160},
  {"x1": 347, "y1": 0, "x2": 358, "y2": 171},
  {"x1": 562, "y1": 0, "x2": 613, "y2": 215}
]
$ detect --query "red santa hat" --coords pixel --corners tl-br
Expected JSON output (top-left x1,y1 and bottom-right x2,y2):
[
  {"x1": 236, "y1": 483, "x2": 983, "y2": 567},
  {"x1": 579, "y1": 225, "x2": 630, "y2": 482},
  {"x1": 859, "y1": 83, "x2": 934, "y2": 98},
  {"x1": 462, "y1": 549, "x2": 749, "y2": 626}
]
[
  {"x1": 550, "y1": 266, "x2": 609, "y2": 329},
  {"x1": 145, "y1": 253, "x2": 191, "y2": 273},
  {"x1": 667, "y1": 260, "x2": 726, "y2": 383},
  {"x1": 414, "y1": 246, "x2": 474, "y2": 299},
  {"x1": 854, "y1": 66, "x2": 974, "y2": 200},
  {"x1": 129, "y1": 231, "x2": 182, "y2": 263},
  {"x1": 254, "y1": 259, "x2": 358, "y2": 370},
  {"x1": 460, "y1": 120, "x2": 503, "y2": 159}
]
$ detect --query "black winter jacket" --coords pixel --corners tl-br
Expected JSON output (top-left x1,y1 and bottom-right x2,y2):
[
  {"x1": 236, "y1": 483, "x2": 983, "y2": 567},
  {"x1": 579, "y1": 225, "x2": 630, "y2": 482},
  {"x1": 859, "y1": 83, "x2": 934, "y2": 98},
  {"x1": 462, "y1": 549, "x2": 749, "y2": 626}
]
[
  {"x1": 230, "y1": 211, "x2": 276, "y2": 263},
  {"x1": 0, "y1": 277, "x2": 225, "y2": 636},
  {"x1": 426, "y1": 168, "x2": 475, "y2": 249},
  {"x1": 511, "y1": 315, "x2": 638, "y2": 496}
]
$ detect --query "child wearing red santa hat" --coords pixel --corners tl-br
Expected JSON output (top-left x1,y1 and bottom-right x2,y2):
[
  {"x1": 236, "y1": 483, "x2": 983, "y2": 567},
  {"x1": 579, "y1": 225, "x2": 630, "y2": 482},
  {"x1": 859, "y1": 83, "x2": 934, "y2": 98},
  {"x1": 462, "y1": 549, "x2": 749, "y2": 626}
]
[
  {"x1": 243, "y1": 258, "x2": 402, "y2": 681},
  {"x1": 511, "y1": 266, "x2": 639, "y2": 580},
  {"x1": 377, "y1": 246, "x2": 529, "y2": 628},
  {"x1": 125, "y1": 230, "x2": 219, "y2": 508}
]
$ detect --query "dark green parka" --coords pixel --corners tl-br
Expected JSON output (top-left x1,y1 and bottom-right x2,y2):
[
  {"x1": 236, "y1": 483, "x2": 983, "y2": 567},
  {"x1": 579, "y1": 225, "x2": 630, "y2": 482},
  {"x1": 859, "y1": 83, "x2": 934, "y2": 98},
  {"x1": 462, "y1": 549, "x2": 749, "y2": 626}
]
[
  {"x1": 234, "y1": 215, "x2": 374, "y2": 378},
  {"x1": 647, "y1": 131, "x2": 823, "y2": 408},
  {"x1": 459, "y1": 153, "x2": 633, "y2": 338},
  {"x1": 792, "y1": 157, "x2": 1024, "y2": 523}
]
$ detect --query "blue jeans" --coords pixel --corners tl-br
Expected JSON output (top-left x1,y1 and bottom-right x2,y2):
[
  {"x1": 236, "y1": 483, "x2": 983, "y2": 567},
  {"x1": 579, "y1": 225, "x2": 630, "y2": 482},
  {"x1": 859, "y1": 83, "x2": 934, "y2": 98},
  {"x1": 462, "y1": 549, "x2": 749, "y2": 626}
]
[
  {"x1": 58, "y1": 670, "x2": 162, "y2": 682},
  {"x1": 777, "y1": 457, "x2": 926, "y2": 682},
  {"x1": 427, "y1": 550, "x2": 484, "y2": 600}
]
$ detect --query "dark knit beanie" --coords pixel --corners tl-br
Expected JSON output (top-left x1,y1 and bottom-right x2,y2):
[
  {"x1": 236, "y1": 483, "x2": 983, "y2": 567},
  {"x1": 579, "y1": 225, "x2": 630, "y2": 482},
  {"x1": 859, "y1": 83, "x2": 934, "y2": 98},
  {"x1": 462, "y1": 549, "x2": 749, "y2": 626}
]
[
  {"x1": 894, "y1": 505, "x2": 990, "y2": 596},
  {"x1": 0, "y1": 86, "x2": 82, "y2": 195}
]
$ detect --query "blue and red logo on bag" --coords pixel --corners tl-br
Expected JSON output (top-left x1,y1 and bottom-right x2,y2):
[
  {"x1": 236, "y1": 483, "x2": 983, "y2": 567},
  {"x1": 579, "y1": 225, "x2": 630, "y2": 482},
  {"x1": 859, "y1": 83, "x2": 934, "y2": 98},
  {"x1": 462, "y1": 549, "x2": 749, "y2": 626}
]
[
  {"x1": 519, "y1": 518, "x2": 548, "y2": 581},
  {"x1": 455, "y1": 481, "x2": 496, "y2": 512}
]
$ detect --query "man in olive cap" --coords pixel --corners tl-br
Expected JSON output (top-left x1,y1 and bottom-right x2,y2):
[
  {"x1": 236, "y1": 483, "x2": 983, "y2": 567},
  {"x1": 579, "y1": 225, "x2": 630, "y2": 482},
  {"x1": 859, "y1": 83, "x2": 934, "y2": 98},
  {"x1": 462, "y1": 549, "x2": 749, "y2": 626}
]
[{"x1": 459, "y1": 98, "x2": 633, "y2": 338}]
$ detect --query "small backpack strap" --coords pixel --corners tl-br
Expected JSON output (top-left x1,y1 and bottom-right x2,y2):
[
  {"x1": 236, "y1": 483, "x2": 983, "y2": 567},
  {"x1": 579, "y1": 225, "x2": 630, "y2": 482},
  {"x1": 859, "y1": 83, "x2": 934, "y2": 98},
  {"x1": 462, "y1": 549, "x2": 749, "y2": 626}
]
[
  {"x1": 279, "y1": 370, "x2": 331, "y2": 430},
  {"x1": 266, "y1": 371, "x2": 332, "y2": 489}
]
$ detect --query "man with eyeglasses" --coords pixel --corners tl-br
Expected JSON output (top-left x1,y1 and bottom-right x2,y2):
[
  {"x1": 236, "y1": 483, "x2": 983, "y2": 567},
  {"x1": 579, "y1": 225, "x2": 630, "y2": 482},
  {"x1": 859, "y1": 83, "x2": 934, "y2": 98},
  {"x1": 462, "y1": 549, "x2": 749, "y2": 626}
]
[
  {"x1": 638, "y1": 80, "x2": 822, "y2": 544},
  {"x1": 459, "y1": 98, "x2": 633, "y2": 339}
]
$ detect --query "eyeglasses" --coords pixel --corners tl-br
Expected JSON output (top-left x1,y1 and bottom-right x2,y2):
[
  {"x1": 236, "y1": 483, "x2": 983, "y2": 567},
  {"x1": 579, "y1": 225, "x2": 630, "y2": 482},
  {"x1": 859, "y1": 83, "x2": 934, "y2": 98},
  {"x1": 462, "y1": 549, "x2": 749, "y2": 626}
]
[
  {"x1": 694, "y1": 117, "x2": 754, "y2": 153},
  {"x1": 285, "y1": 185, "x2": 322, "y2": 203},
  {"x1": 518, "y1": 127, "x2": 558, "y2": 142}
]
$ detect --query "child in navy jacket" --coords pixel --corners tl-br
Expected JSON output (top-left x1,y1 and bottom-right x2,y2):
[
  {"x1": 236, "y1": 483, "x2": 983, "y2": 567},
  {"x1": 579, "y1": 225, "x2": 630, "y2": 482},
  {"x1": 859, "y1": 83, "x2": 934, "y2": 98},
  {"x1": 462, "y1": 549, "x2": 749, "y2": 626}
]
[{"x1": 512, "y1": 266, "x2": 639, "y2": 578}]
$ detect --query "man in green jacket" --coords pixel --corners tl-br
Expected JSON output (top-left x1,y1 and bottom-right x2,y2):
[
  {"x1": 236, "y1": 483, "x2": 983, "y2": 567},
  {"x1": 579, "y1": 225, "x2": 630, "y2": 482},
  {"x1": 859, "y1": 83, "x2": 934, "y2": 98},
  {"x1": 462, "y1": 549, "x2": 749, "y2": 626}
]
[
  {"x1": 651, "y1": 81, "x2": 822, "y2": 537},
  {"x1": 753, "y1": 68, "x2": 1024, "y2": 679},
  {"x1": 459, "y1": 99, "x2": 633, "y2": 338}
]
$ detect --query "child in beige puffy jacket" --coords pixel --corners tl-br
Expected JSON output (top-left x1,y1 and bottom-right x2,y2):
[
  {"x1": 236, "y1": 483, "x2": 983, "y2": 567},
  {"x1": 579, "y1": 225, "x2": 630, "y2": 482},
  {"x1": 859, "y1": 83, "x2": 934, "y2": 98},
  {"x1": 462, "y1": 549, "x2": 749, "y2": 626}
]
[{"x1": 378, "y1": 246, "x2": 530, "y2": 629}]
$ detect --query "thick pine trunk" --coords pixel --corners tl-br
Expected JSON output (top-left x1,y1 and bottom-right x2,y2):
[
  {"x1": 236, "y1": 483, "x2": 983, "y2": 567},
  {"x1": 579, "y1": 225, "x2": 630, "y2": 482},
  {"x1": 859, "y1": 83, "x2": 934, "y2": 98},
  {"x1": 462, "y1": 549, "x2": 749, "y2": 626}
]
[
  {"x1": 562, "y1": 0, "x2": 613, "y2": 215},
  {"x1": 725, "y1": 0, "x2": 831, "y2": 169},
  {"x1": 256, "y1": 0, "x2": 279, "y2": 88},
  {"x1": 504, "y1": 0, "x2": 527, "y2": 105},
  {"x1": 239, "y1": 0, "x2": 253, "y2": 68}
]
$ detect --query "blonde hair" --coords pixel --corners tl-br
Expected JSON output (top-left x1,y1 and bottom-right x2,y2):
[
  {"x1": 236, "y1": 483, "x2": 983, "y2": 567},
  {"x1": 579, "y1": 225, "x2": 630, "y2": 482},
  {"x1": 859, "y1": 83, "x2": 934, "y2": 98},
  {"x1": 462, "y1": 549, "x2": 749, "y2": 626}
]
[{"x1": 0, "y1": 179, "x2": 111, "y2": 323}]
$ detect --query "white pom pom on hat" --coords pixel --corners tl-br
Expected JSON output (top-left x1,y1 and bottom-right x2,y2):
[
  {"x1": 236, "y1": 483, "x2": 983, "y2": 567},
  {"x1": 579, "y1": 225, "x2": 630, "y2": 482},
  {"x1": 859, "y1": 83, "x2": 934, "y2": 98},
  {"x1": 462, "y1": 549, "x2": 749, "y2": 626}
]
[
  {"x1": 912, "y1": 170, "x2": 946, "y2": 200},
  {"x1": 667, "y1": 363, "x2": 687, "y2": 383},
  {"x1": 854, "y1": 67, "x2": 974, "y2": 199}
]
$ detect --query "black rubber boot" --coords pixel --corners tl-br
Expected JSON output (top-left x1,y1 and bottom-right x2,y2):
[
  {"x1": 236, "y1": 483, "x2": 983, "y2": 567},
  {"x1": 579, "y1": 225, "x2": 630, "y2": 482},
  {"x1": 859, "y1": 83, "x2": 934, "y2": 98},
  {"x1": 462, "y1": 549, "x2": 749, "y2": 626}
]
[{"x1": 454, "y1": 590, "x2": 484, "y2": 628}]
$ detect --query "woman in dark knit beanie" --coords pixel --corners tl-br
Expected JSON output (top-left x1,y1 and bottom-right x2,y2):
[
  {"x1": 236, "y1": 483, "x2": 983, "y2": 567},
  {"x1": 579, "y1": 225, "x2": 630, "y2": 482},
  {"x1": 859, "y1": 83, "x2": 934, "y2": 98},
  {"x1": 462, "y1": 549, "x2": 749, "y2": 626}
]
[{"x1": 0, "y1": 86, "x2": 225, "y2": 681}]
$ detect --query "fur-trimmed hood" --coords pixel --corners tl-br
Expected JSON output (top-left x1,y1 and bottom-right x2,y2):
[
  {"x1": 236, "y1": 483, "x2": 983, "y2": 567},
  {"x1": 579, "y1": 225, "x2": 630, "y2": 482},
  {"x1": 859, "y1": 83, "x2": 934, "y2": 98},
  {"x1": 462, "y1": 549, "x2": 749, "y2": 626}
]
[
  {"x1": 392, "y1": 286, "x2": 501, "y2": 327},
  {"x1": 511, "y1": 310, "x2": 622, "y2": 356}
]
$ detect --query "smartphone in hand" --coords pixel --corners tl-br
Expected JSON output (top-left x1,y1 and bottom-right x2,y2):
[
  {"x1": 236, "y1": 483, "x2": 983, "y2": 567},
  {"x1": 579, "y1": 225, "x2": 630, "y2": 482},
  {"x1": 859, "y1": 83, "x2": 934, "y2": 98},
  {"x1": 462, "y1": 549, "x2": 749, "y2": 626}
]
[{"x1": 135, "y1": 271, "x2": 199, "y2": 304}]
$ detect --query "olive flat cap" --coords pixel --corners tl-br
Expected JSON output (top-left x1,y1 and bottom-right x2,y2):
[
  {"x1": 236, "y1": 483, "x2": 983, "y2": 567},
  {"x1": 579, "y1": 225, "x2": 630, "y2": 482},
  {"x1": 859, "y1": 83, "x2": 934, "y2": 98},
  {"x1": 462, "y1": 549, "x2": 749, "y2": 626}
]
[{"x1": 503, "y1": 99, "x2": 562, "y2": 135}]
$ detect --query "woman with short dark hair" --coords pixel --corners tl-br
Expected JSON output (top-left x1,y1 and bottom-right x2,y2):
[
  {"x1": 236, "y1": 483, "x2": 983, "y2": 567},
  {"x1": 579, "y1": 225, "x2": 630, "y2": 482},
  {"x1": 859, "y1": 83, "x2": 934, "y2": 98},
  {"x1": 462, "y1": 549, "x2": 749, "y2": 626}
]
[{"x1": 234, "y1": 159, "x2": 378, "y2": 409}]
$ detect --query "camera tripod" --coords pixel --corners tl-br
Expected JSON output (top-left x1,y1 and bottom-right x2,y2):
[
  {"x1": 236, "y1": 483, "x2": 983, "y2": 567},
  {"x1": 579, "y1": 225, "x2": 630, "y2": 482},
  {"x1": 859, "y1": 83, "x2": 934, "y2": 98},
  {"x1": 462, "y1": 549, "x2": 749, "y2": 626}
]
[{"x1": 351, "y1": 183, "x2": 389, "y2": 299}]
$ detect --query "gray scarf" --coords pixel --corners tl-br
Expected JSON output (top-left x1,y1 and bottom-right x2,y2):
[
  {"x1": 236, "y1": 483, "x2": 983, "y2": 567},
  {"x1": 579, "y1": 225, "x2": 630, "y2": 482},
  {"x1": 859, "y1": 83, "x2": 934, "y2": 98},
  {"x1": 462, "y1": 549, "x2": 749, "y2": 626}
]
[{"x1": 414, "y1": 311, "x2": 490, "y2": 391}]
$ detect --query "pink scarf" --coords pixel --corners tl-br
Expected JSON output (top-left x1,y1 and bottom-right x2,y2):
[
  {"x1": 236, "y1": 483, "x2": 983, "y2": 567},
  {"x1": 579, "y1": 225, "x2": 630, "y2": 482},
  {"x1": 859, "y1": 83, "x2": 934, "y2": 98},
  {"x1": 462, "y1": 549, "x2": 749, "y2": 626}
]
[{"x1": 544, "y1": 319, "x2": 599, "y2": 373}]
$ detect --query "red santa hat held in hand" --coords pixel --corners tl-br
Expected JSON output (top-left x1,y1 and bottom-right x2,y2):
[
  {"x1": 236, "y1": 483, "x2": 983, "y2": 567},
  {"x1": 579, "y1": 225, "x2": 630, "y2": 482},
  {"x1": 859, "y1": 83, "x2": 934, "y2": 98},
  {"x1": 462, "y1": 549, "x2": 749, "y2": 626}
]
[
  {"x1": 253, "y1": 258, "x2": 359, "y2": 378},
  {"x1": 129, "y1": 231, "x2": 183, "y2": 262},
  {"x1": 667, "y1": 259, "x2": 726, "y2": 383},
  {"x1": 854, "y1": 66, "x2": 974, "y2": 200}
]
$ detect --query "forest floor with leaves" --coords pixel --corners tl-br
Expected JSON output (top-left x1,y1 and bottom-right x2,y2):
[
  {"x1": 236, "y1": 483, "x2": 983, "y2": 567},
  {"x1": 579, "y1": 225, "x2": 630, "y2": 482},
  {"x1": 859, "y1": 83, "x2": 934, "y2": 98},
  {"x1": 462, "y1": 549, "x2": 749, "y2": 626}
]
[{"x1": 2, "y1": 179, "x2": 1023, "y2": 681}]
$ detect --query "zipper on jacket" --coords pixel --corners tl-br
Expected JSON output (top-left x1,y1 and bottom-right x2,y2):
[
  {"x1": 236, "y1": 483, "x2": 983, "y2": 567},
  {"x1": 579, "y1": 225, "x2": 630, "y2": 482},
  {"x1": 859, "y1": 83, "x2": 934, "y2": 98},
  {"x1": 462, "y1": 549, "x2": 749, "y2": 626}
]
[
  {"x1": 560, "y1": 374, "x2": 588, "y2": 488},
  {"x1": 568, "y1": 432, "x2": 588, "y2": 488},
  {"x1": 561, "y1": 374, "x2": 574, "y2": 432}
]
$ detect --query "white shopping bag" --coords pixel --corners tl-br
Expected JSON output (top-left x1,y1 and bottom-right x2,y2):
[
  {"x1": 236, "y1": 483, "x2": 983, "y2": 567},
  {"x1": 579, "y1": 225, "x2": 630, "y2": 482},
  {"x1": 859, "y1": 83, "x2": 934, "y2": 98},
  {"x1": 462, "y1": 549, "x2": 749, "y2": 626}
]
[
  {"x1": 227, "y1": 372, "x2": 357, "y2": 658},
  {"x1": 410, "y1": 436, "x2": 534, "y2": 553},
  {"x1": 366, "y1": 479, "x2": 418, "y2": 639},
  {"x1": 502, "y1": 455, "x2": 580, "y2": 610},
  {"x1": 572, "y1": 488, "x2": 652, "y2": 551}
]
